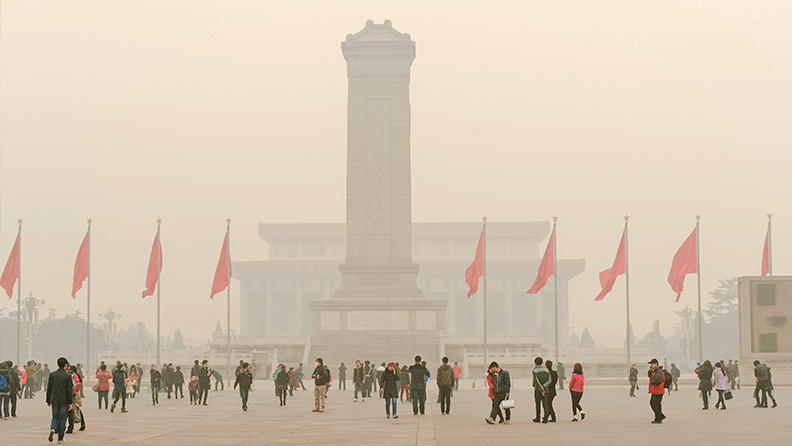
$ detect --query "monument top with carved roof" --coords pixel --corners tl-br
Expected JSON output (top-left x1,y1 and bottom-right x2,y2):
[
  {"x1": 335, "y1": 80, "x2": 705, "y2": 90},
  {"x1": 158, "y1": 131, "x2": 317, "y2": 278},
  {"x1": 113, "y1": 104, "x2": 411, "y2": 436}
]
[{"x1": 345, "y1": 19, "x2": 411, "y2": 42}]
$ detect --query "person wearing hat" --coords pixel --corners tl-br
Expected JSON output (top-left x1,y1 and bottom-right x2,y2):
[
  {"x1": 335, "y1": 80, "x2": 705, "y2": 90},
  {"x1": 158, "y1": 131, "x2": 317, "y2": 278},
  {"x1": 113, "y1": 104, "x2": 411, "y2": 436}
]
[{"x1": 647, "y1": 358, "x2": 666, "y2": 424}]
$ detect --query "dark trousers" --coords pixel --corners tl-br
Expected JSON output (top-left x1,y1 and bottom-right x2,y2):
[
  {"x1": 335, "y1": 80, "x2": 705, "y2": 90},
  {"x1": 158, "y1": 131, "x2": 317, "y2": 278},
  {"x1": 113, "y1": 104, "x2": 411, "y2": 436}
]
[
  {"x1": 673, "y1": 380, "x2": 678, "y2": 391},
  {"x1": 354, "y1": 381, "x2": 364, "y2": 399},
  {"x1": 491, "y1": 392, "x2": 511, "y2": 421},
  {"x1": 175, "y1": 384, "x2": 183, "y2": 399},
  {"x1": 239, "y1": 388, "x2": 249, "y2": 408},
  {"x1": 754, "y1": 382, "x2": 768, "y2": 406},
  {"x1": 410, "y1": 386, "x2": 426, "y2": 415},
  {"x1": 439, "y1": 386, "x2": 452, "y2": 414},
  {"x1": 534, "y1": 390, "x2": 549, "y2": 420},
  {"x1": 339, "y1": 378, "x2": 346, "y2": 390},
  {"x1": 10, "y1": 390, "x2": 18, "y2": 416},
  {"x1": 112, "y1": 389, "x2": 126, "y2": 410},
  {"x1": 67, "y1": 405, "x2": 85, "y2": 432},
  {"x1": 571, "y1": 390, "x2": 584, "y2": 416},
  {"x1": 702, "y1": 389, "x2": 709, "y2": 408},
  {"x1": 715, "y1": 389, "x2": 726, "y2": 408},
  {"x1": 454, "y1": 378, "x2": 459, "y2": 391},
  {"x1": 199, "y1": 383, "x2": 210, "y2": 404},
  {"x1": 547, "y1": 392, "x2": 557, "y2": 420},
  {"x1": 50, "y1": 403, "x2": 69, "y2": 441},
  {"x1": 277, "y1": 387, "x2": 287, "y2": 405},
  {"x1": 629, "y1": 381, "x2": 637, "y2": 396},
  {"x1": 98, "y1": 390, "x2": 109, "y2": 409},
  {"x1": 214, "y1": 378, "x2": 224, "y2": 391},
  {"x1": 650, "y1": 394, "x2": 664, "y2": 421},
  {"x1": 24, "y1": 383, "x2": 33, "y2": 398}
]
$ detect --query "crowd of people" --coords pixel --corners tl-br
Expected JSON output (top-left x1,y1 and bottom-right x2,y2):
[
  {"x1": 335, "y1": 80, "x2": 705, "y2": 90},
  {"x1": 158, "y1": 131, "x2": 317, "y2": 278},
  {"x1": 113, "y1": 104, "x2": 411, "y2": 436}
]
[{"x1": 0, "y1": 353, "x2": 783, "y2": 443}]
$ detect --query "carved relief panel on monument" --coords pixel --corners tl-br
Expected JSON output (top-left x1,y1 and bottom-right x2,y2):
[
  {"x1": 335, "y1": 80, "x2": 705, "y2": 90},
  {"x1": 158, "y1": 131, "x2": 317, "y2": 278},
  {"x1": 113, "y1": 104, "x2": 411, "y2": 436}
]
[
  {"x1": 366, "y1": 99, "x2": 391, "y2": 235},
  {"x1": 348, "y1": 310, "x2": 408, "y2": 330}
]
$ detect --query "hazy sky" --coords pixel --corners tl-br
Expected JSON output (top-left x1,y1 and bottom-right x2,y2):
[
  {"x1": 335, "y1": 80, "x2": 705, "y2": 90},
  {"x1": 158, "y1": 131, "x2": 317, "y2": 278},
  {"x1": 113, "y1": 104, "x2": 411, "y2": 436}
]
[{"x1": 1, "y1": 1, "x2": 790, "y2": 347}]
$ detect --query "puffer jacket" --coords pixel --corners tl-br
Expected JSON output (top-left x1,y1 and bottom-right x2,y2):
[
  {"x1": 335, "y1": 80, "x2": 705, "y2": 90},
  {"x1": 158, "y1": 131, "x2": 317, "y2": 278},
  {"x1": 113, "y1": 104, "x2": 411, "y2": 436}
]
[
  {"x1": 491, "y1": 369, "x2": 511, "y2": 395},
  {"x1": 379, "y1": 368, "x2": 400, "y2": 399},
  {"x1": 714, "y1": 368, "x2": 728, "y2": 390},
  {"x1": 436, "y1": 364, "x2": 454, "y2": 387},
  {"x1": 698, "y1": 365, "x2": 713, "y2": 392}
]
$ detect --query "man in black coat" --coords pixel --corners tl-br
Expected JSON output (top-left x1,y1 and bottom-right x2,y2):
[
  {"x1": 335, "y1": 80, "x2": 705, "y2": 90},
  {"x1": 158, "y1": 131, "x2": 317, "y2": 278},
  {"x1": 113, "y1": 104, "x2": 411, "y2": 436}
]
[
  {"x1": 46, "y1": 357, "x2": 73, "y2": 444},
  {"x1": 311, "y1": 358, "x2": 329, "y2": 412},
  {"x1": 110, "y1": 364, "x2": 128, "y2": 413},
  {"x1": 629, "y1": 364, "x2": 639, "y2": 397},
  {"x1": 197, "y1": 360, "x2": 212, "y2": 405},
  {"x1": 485, "y1": 361, "x2": 512, "y2": 424},
  {"x1": 233, "y1": 363, "x2": 253, "y2": 411},
  {"x1": 408, "y1": 355, "x2": 430, "y2": 416}
]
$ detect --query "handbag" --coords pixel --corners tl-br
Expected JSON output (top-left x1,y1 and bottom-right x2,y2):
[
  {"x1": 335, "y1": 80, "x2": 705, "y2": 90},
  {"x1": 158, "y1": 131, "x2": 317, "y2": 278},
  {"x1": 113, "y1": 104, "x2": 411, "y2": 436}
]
[
  {"x1": 501, "y1": 398, "x2": 516, "y2": 410},
  {"x1": 93, "y1": 373, "x2": 108, "y2": 392},
  {"x1": 724, "y1": 390, "x2": 733, "y2": 400}
]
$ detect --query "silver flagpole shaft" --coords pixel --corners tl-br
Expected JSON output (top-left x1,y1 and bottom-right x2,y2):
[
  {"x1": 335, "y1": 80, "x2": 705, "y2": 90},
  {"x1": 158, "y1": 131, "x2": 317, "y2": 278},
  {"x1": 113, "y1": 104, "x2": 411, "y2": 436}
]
[
  {"x1": 16, "y1": 219, "x2": 22, "y2": 368},
  {"x1": 87, "y1": 219, "x2": 92, "y2": 382},
  {"x1": 695, "y1": 215, "x2": 702, "y2": 362},
  {"x1": 768, "y1": 214, "x2": 773, "y2": 276},
  {"x1": 624, "y1": 216, "x2": 631, "y2": 369},
  {"x1": 553, "y1": 216, "x2": 559, "y2": 366},
  {"x1": 482, "y1": 216, "x2": 488, "y2": 369},
  {"x1": 157, "y1": 218, "x2": 162, "y2": 367},
  {"x1": 226, "y1": 218, "x2": 231, "y2": 386}
]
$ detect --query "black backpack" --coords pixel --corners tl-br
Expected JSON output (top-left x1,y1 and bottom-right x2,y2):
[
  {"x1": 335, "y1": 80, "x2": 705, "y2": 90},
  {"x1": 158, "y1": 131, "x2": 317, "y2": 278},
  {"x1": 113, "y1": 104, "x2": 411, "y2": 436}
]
[{"x1": 663, "y1": 369, "x2": 673, "y2": 389}]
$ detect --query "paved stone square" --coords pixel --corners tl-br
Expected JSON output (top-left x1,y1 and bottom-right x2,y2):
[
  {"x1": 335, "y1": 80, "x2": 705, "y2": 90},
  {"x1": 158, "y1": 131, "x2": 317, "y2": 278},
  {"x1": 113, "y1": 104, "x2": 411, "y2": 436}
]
[{"x1": 2, "y1": 383, "x2": 789, "y2": 445}]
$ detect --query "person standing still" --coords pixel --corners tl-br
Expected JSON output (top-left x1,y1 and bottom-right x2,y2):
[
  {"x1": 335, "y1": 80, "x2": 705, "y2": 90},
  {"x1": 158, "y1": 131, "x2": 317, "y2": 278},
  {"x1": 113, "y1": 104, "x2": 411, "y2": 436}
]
[
  {"x1": 149, "y1": 365, "x2": 162, "y2": 405},
  {"x1": 297, "y1": 363, "x2": 306, "y2": 392},
  {"x1": 311, "y1": 358, "x2": 329, "y2": 412},
  {"x1": 95, "y1": 364, "x2": 112, "y2": 409},
  {"x1": 276, "y1": 364, "x2": 289, "y2": 406},
  {"x1": 353, "y1": 361, "x2": 366, "y2": 402},
  {"x1": 452, "y1": 362, "x2": 461, "y2": 392},
  {"x1": 545, "y1": 360, "x2": 558, "y2": 422},
  {"x1": 0, "y1": 362, "x2": 11, "y2": 419},
  {"x1": 197, "y1": 360, "x2": 212, "y2": 405},
  {"x1": 338, "y1": 362, "x2": 347, "y2": 390},
  {"x1": 647, "y1": 358, "x2": 666, "y2": 424},
  {"x1": 629, "y1": 364, "x2": 639, "y2": 397},
  {"x1": 380, "y1": 362, "x2": 400, "y2": 419},
  {"x1": 436, "y1": 357, "x2": 454, "y2": 416},
  {"x1": 173, "y1": 366, "x2": 185, "y2": 399},
  {"x1": 46, "y1": 357, "x2": 73, "y2": 444},
  {"x1": 531, "y1": 357, "x2": 551, "y2": 423},
  {"x1": 557, "y1": 362, "x2": 566, "y2": 390},
  {"x1": 398, "y1": 365, "x2": 410, "y2": 402},
  {"x1": 234, "y1": 363, "x2": 253, "y2": 411},
  {"x1": 408, "y1": 356, "x2": 430, "y2": 416},
  {"x1": 484, "y1": 362, "x2": 511, "y2": 425},
  {"x1": 670, "y1": 363, "x2": 680, "y2": 391}
]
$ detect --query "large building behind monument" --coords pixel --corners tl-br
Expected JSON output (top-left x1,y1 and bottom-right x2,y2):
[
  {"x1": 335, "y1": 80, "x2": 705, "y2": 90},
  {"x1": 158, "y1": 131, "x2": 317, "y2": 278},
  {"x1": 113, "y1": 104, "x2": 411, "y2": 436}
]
[{"x1": 229, "y1": 21, "x2": 586, "y2": 375}]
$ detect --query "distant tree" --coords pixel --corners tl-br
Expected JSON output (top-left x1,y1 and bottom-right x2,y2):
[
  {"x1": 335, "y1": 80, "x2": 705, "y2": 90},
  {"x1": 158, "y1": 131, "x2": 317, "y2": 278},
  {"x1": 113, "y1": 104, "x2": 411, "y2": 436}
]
[
  {"x1": 173, "y1": 328, "x2": 187, "y2": 350},
  {"x1": 703, "y1": 277, "x2": 739, "y2": 359},
  {"x1": 579, "y1": 327, "x2": 596, "y2": 349},
  {"x1": 704, "y1": 277, "x2": 738, "y2": 320},
  {"x1": 46, "y1": 308, "x2": 58, "y2": 320}
]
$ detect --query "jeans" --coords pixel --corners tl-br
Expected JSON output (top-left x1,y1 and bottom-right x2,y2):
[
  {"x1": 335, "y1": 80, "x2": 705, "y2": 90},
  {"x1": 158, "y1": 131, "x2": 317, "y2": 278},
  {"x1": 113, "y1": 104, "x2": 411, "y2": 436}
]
[
  {"x1": 534, "y1": 390, "x2": 549, "y2": 420},
  {"x1": 50, "y1": 403, "x2": 69, "y2": 441},
  {"x1": 410, "y1": 386, "x2": 426, "y2": 415},
  {"x1": 650, "y1": 394, "x2": 664, "y2": 421},
  {"x1": 354, "y1": 381, "x2": 364, "y2": 399},
  {"x1": 0, "y1": 394, "x2": 9, "y2": 417},
  {"x1": 385, "y1": 397, "x2": 397, "y2": 415},
  {"x1": 339, "y1": 378, "x2": 346, "y2": 390},
  {"x1": 491, "y1": 392, "x2": 510, "y2": 421},
  {"x1": 439, "y1": 386, "x2": 452, "y2": 414},
  {"x1": 112, "y1": 389, "x2": 126, "y2": 410},
  {"x1": 151, "y1": 384, "x2": 160, "y2": 404},
  {"x1": 571, "y1": 390, "x2": 584, "y2": 416},
  {"x1": 98, "y1": 390, "x2": 109, "y2": 409},
  {"x1": 239, "y1": 388, "x2": 249, "y2": 408}
]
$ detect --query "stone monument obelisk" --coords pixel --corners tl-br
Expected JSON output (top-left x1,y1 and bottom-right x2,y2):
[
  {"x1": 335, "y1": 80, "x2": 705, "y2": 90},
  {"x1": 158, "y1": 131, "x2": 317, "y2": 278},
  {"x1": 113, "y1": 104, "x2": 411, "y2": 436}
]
[{"x1": 310, "y1": 20, "x2": 446, "y2": 362}]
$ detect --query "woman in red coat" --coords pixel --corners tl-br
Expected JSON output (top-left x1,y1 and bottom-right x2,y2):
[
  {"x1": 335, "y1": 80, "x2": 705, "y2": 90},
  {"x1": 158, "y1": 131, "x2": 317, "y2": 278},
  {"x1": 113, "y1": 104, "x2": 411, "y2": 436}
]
[
  {"x1": 95, "y1": 364, "x2": 112, "y2": 410},
  {"x1": 568, "y1": 363, "x2": 585, "y2": 421}
]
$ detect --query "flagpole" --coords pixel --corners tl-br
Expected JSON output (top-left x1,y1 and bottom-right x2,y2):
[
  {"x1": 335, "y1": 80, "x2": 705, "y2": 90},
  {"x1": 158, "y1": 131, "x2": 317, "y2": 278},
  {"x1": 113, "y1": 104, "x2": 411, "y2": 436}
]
[
  {"x1": 87, "y1": 218, "x2": 92, "y2": 382},
  {"x1": 695, "y1": 214, "x2": 702, "y2": 362},
  {"x1": 553, "y1": 216, "x2": 559, "y2": 366},
  {"x1": 482, "y1": 216, "x2": 488, "y2": 369},
  {"x1": 16, "y1": 219, "x2": 22, "y2": 368},
  {"x1": 156, "y1": 218, "x2": 162, "y2": 367},
  {"x1": 624, "y1": 216, "x2": 631, "y2": 368},
  {"x1": 767, "y1": 214, "x2": 773, "y2": 276},
  {"x1": 226, "y1": 218, "x2": 232, "y2": 386}
]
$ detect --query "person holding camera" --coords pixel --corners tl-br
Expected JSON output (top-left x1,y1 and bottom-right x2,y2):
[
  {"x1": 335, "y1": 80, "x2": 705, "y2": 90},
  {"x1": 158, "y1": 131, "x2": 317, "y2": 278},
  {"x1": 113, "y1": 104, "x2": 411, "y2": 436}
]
[
  {"x1": 311, "y1": 358, "x2": 329, "y2": 412},
  {"x1": 380, "y1": 362, "x2": 400, "y2": 419}
]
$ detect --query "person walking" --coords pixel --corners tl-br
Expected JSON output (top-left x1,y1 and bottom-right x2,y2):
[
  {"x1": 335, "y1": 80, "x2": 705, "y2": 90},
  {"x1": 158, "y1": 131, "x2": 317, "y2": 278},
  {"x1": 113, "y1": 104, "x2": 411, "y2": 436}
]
[
  {"x1": 163, "y1": 364, "x2": 174, "y2": 399},
  {"x1": 234, "y1": 362, "x2": 253, "y2": 411},
  {"x1": 8, "y1": 363, "x2": 20, "y2": 418},
  {"x1": 753, "y1": 360, "x2": 770, "y2": 407},
  {"x1": 288, "y1": 367, "x2": 298, "y2": 396},
  {"x1": 485, "y1": 367, "x2": 503, "y2": 424},
  {"x1": 66, "y1": 365, "x2": 85, "y2": 433},
  {"x1": 376, "y1": 362, "x2": 385, "y2": 397},
  {"x1": 173, "y1": 366, "x2": 185, "y2": 399},
  {"x1": 127, "y1": 365, "x2": 139, "y2": 400},
  {"x1": 647, "y1": 358, "x2": 666, "y2": 424},
  {"x1": 697, "y1": 360, "x2": 713, "y2": 410},
  {"x1": 484, "y1": 361, "x2": 511, "y2": 425},
  {"x1": 670, "y1": 363, "x2": 680, "y2": 391},
  {"x1": 272, "y1": 364, "x2": 282, "y2": 396},
  {"x1": 545, "y1": 360, "x2": 558, "y2": 422},
  {"x1": 0, "y1": 362, "x2": 11, "y2": 420},
  {"x1": 713, "y1": 361, "x2": 728, "y2": 410},
  {"x1": 95, "y1": 364, "x2": 112, "y2": 409},
  {"x1": 452, "y1": 362, "x2": 461, "y2": 392},
  {"x1": 338, "y1": 362, "x2": 347, "y2": 390},
  {"x1": 436, "y1": 357, "x2": 454, "y2": 416},
  {"x1": 557, "y1": 362, "x2": 566, "y2": 390},
  {"x1": 311, "y1": 358, "x2": 329, "y2": 413},
  {"x1": 380, "y1": 362, "x2": 400, "y2": 419},
  {"x1": 46, "y1": 357, "x2": 73, "y2": 444},
  {"x1": 110, "y1": 364, "x2": 128, "y2": 413},
  {"x1": 197, "y1": 360, "x2": 212, "y2": 405},
  {"x1": 276, "y1": 364, "x2": 289, "y2": 406},
  {"x1": 398, "y1": 365, "x2": 410, "y2": 403},
  {"x1": 765, "y1": 365, "x2": 778, "y2": 408},
  {"x1": 733, "y1": 360, "x2": 741, "y2": 390},
  {"x1": 149, "y1": 364, "x2": 162, "y2": 405},
  {"x1": 368, "y1": 361, "x2": 377, "y2": 398},
  {"x1": 297, "y1": 363, "x2": 306, "y2": 392},
  {"x1": 629, "y1": 364, "x2": 639, "y2": 397},
  {"x1": 569, "y1": 363, "x2": 585, "y2": 421},
  {"x1": 531, "y1": 356, "x2": 551, "y2": 423},
  {"x1": 408, "y1": 356, "x2": 430, "y2": 416}
]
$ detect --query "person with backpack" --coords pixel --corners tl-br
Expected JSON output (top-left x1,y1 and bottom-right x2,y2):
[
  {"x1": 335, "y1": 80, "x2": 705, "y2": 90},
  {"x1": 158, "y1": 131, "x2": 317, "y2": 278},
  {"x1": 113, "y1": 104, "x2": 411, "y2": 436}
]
[
  {"x1": 697, "y1": 360, "x2": 714, "y2": 410},
  {"x1": 311, "y1": 358, "x2": 329, "y2": 412},
  {"x1": 0, "y1": 361, "x2": 10, "y2": 419},
  {"x1": 647, "y1": 358, "x2": 667, "y2": 424}
]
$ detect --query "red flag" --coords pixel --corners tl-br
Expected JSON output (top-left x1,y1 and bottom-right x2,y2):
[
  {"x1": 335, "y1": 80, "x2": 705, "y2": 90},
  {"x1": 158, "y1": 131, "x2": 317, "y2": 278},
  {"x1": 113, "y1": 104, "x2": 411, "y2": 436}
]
[
  {"x1": 527, "y1": 229, "x2": 554, "y2": 294},
  {"x1": 211, "y1": 231, "x2": 232, "y2": 299},
  {"x1": 465, "y1": 230, "x2": 484, "y2": 298},
  {"x1": 72, "y1": 232, "x2": 89, "y2": 298},
  {"x1": 0, "y1": 233, "x2": 20, "y2": 299},
  {"x1": 595, "y1": 229, "x2": 626, "y2": 301},
  {"x1": 668, "y1": 228, "x2": 697, "y2": 302},
  {"x1": 142, "y1": 233, "x2": 162, "y2": 298},
  {"x1": 761, "y1": 231, "x2": 770, "y2": 276}
]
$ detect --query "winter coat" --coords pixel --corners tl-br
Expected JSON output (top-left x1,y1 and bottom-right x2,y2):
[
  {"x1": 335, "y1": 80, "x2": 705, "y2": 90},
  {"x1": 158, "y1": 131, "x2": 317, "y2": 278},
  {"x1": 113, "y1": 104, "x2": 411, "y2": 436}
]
[
  {"x1": 150, "y1": 370, "x2": 162, "y2": 387},
  {"x1": 714, "y1": 368, "x2": 728, "y2": 390},
  {"x1": 532, "y1": 365, "x2": 551, "y2": 392},
  {"x1": 754, "y1": 365, "x2": 770, "y2": 382},
  {"x1": 312, "y1": 365, "x2": 329, "y2": 386},
  {"x1": 398, "y1": 369, "x2": 410, "y2": 386},
  {"x1": 379, "y1": 368, "x2": 400, "y2": 399},
  {"x1": 0, "y1": 366, "x2": 11, "y2": 396},
  {"x1": 486, "y1": 373, "x2": 494, "y2": 399},
  {"x1": 569, "y1": 371, "x2": 585, "y2": 393},
  {"x1": 453, "y1": 366, "x2": 461, "y2": 379},
  {"x1": 491, "y1": 369, "x2": 511, "y2": 395},
  {"x1": 173, "y1": 370, "x2": 185, "y2": 386},
  {"x1": 547, "y1": 369, "x2": 558, "y2": 397},
  {"x1": 698, "y1": 365, "x2": 713, "y2": 392},
  {"x1": 338, "y1": 364, "x2": 347, "y2": 379},
  {"x1": 766, "y1": 371, "x2": 774, "y2": 392},
  {"x1": 197, "y1": 366, "x2": 212, "y2": 385},
  {"x1": 112, "y1": 369, "x2": 127, "y2": 392},
  {"x1": 188, "y1": 380, "x2": 199, "y2": 393},
  {"x1": 648, "y1": 367, "x2": 665, "y2": 395},
  {"x1": 95, "y1": 370, "x2": 112, "y2": 391},
  {"x1": 436, "y1": 364, "x2": 454, "y2": 387},
  {"x1": 629, "y1": 367, "x2": 638, "y2": 382},
  {"x1": 408, "y1": 363, "x2": 430, "y2": 388},
  {"x1": 353, "y1": 367, "x2": 366, "y2": 383},
  {"x1": 234, "y1": 371, "x2": 253, "y2": 390},
  {"x1": 276, "y1": 369, "x2": 290, "y2": 390},
  {"x1": 46, "y1": 368, "x2": 74, "y2": 406}
]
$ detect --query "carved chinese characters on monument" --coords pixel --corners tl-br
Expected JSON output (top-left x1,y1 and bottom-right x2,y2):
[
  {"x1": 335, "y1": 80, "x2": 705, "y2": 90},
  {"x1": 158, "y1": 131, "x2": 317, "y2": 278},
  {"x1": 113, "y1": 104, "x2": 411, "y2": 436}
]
[{"x1": 366, "y1": 99, "x2": 391, "y2": 234}]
